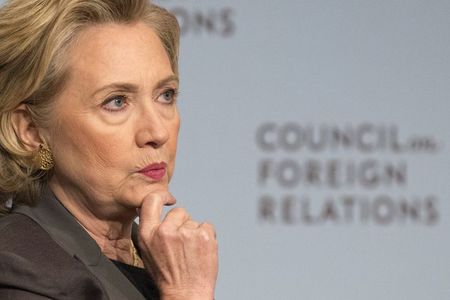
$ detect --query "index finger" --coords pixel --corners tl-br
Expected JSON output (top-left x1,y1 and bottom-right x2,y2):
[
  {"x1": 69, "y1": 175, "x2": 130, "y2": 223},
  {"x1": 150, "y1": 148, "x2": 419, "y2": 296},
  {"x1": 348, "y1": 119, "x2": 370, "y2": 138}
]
[{"x1": 138, "y1": 191, "x2": 176, "y2": 231}]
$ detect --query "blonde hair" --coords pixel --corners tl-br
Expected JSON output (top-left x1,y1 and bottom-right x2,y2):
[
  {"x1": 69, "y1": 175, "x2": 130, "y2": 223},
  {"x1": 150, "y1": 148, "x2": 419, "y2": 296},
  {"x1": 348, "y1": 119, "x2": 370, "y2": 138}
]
[{"x1": 0, "y1": 0, "x2": 180, "y2": 214}]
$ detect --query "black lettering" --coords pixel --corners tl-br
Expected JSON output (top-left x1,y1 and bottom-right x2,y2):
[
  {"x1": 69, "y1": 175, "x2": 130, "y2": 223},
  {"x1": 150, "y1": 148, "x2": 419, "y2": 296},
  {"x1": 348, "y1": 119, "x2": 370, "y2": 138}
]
[
  {"x1": 373, "y1": 195, "x2": 395, "y2": 225},
  {"x1": 256, "y1": 123, "x2": 277, "y2": 151},
  {"x1": 384, "y1": 162, "x2": 407, "y2": 187},
  {"x1": 341, "y1": 195, "x2": 355, "y2": 223},
  {"x1": 170, "y1": 7, "x2": 190, "y2": 35},
  {"x1": 193, "y1": 10, "x2": 215, "y2": 34},
  {"x1": 305, "y1": 159, "x2": 321, "y2": 186},
  {"x1": 425, "y1": 195, "x2": 439, "y2": 225},
  {"x1": 301, "y1": 197, "x2": 320, "y2": 225},
  {"x1": 389, "y1": 125, "x2": 405, "y2": 153},
  {"x1": 326, "y1": 159, "x2": 340, "y2": 188},
  {"x1": 259, "y1": 195, "x2": 276, "y2": 223},
  {"x1": 321, "y1": 198, "x2": 339, "y2": 223},
  {"x1": 276, "y1": 159, "x2": 301, "y2": 188},
  {"x1": 359, "y1": 160, "x2": 379, "y2": 188},
  {"x1": 279, "y1": 123, "x2": 303, "y2": 152},
  {"x1": 220, "y1": 8, "x2": 235, "y2": 36},
  {"x1": 357, "y1": 123, "x2": 376, "y2": 152},
  {"x1": 307, "y1": 125, "x2": 327, "y2": 152},
  {"x1": 282, "y1": 195, "x2": 298, "y2": 224},
  {"x1": 398, "y1": 198, "x2": 420, "y2": 224},
  {"x1": 258, "y1": 159, "x2": 273, "y2": 186}
]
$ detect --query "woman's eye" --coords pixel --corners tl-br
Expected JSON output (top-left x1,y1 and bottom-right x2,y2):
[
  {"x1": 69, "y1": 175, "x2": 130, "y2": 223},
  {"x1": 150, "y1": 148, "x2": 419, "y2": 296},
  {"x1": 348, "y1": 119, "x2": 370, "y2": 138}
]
[
  {"x1": 102, "y1": 95, "x2": 128, "y2": 112},
  {"x1": 158, "y1": 89, "x2": 178, "y2": 104}
]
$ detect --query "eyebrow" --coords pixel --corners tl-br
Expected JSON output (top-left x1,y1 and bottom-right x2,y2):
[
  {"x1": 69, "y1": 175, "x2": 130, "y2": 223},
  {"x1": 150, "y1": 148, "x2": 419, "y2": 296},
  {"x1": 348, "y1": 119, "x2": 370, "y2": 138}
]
[
  {"x1": 155, "y1": 75, "x2": 179, "y2": 90},
  {"x1": 92, "y1": 74, "x2": 179, "y2": 97}
]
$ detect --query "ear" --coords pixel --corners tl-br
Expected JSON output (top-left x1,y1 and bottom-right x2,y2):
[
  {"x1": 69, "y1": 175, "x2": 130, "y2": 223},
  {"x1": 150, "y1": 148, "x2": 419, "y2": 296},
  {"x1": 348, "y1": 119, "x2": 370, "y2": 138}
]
[{"x1": 10, "y1": 104, "x2": 43, "y2": 151}]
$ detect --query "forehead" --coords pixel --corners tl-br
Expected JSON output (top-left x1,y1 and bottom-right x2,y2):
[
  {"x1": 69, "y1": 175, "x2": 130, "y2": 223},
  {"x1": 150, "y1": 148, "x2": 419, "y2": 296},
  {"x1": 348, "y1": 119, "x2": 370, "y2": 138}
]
[{"x1": 64, "y1": 22, "x2": 173, "y2": 88}]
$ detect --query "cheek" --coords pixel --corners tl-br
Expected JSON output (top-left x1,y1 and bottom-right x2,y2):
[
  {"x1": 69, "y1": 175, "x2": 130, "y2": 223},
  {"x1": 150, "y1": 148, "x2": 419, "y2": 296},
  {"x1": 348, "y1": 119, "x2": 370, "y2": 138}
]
[
  {"x1": 50, "y1": 116, "x2": 130, "y2": 172},
  {"x1": 167, "y1": 114, "x2": 180, "y2": 178}
]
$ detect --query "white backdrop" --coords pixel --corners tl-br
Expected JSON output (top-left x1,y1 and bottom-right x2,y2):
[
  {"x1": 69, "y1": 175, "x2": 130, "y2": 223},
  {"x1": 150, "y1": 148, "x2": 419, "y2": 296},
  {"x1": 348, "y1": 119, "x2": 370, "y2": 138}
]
[{"x1": 2, "y1": 0, "x2": 450, "y2": 299}]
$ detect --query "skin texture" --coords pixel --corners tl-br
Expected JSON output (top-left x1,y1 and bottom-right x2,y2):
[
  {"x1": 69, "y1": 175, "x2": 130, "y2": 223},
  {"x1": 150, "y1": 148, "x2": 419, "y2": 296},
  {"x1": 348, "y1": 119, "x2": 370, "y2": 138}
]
[{"x1": 11, "y1": 22, "x2": 217, "y2": 299}]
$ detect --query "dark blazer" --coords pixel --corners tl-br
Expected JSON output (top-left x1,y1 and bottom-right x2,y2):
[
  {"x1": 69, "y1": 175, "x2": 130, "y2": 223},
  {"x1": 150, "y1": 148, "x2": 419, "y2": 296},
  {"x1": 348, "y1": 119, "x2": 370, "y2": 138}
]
[{"x1": 0, "y1": 187, "x2": 147, "y2": 300}]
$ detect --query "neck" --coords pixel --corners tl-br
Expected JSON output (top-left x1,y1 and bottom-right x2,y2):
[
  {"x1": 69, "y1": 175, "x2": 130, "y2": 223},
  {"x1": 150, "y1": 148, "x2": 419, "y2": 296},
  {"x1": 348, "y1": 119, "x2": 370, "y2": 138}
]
[
  {"x1": 77, "y1": 219, "x2": 138, "y2": 265},
  {"x1": 48, "y1": 181, "x2": 143, "y2": 267}
]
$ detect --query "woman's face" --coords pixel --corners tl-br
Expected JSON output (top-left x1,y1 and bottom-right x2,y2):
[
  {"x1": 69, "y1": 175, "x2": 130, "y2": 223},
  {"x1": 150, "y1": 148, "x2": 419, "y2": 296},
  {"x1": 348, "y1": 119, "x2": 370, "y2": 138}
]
[{"x1": 47, "y1": 22, "x2": 180, "y2": 217}]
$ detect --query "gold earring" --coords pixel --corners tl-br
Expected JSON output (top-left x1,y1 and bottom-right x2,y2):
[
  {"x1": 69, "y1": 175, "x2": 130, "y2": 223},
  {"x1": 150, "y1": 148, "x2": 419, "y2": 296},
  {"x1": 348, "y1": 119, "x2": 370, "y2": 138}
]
[{"x1": 38, "y1": 144, "x2": 54, "y2": 170}]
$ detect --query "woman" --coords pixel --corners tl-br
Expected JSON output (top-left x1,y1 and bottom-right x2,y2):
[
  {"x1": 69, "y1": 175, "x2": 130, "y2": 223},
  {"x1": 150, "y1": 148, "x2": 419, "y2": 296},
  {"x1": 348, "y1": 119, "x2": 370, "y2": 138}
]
[{"x1": 0, "y1": 0, "x2": 218, "y2": 299}]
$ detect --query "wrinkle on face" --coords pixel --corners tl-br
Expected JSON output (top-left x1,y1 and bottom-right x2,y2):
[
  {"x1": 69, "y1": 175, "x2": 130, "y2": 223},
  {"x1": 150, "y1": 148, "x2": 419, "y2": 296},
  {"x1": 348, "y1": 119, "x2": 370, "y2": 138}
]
[{"x1": 47, "y1": 22, "x2": 180, "y2": 219}]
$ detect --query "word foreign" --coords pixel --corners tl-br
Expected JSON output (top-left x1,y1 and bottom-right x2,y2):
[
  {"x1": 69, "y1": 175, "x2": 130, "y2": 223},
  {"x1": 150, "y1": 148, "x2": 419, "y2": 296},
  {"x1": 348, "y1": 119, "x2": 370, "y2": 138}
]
[{"x1": 258, "y1": 158, "x2": 407, "y2": 189}]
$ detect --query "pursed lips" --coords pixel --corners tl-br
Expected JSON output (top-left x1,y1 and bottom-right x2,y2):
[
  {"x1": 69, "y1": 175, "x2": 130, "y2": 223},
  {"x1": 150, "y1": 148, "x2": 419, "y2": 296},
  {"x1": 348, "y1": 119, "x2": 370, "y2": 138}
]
[{"x1": 138, "y1": 162, "x2": 167, "y2": 181}]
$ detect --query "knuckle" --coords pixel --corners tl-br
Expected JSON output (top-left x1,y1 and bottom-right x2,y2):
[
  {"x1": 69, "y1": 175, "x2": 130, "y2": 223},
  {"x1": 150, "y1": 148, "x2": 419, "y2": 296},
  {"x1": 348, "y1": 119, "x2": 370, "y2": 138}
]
[
  {"x1": 201, "y1": 222, "x2": 215, "y2": 231},
  {"x1": 200, "y1": 222, "x2": 216, "y2": 236},
  {"x1": 179, "y1": 228, "x2": 192, "y2": 239},
  {"x1": 157, "y1": 224, "x2": 177, "y2": 240},
  {"x1": 200, "y1": 232, "x2": 211, "y2": 242},
  {"x1": 186, "y1": 220, "x2": 200, "y2": 228},
  {"x1": 198, "y1": 227, "x2": 213, "y2": 242},
  {"x1": 170, "y1": 207, "x2": 190, "y2": 219}
]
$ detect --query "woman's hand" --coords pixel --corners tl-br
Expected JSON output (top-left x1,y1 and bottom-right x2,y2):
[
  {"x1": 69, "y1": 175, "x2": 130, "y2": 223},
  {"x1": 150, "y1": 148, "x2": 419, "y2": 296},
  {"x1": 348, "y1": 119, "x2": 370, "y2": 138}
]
[{"x1": 138, "y1": 191, "x2": 218, "y2": 300}]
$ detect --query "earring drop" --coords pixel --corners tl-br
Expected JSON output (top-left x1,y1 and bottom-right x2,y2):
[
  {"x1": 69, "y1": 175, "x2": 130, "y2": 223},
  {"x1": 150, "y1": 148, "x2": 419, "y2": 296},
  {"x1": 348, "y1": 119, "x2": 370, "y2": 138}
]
[{"x1": 37, "y1": 144, "x2": 54, "y2": 170}]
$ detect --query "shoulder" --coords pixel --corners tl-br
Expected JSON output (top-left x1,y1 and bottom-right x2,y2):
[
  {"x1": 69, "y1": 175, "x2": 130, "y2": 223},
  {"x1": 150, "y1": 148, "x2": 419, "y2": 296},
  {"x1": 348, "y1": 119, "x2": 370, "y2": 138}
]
[
  {"x1": 0, "y1": 213, "x2": 108, "y2": 300},
  {"x1": 0, "y1": 213, "x2": 69, "y2": 264},
  {"x1": 0, "y1": 213, "x2": 51, "y2": 252}
]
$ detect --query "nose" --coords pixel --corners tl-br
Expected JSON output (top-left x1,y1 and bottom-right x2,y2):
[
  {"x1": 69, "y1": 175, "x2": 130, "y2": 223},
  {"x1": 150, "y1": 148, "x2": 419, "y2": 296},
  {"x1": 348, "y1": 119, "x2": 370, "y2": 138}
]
[{"x1": 136, "y1": 106, "x2": 170, "y2": 149}]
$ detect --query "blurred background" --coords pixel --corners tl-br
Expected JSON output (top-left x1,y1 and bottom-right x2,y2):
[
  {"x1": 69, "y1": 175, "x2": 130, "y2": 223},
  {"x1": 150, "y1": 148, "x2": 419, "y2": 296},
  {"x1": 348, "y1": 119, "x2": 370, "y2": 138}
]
[
  {"x1": 3, "y1": 0, "x2": 450, "y2": 299},
  {"x1": 156, "y1": 1, "x2": 450, "y2": 299}
]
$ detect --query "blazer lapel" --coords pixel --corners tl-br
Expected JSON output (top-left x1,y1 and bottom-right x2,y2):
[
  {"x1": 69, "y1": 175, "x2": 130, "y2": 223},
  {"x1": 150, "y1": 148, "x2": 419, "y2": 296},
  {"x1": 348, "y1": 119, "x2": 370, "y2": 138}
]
[{"x1": 13, "y1": 186, "x2": 146, "y2": 300}]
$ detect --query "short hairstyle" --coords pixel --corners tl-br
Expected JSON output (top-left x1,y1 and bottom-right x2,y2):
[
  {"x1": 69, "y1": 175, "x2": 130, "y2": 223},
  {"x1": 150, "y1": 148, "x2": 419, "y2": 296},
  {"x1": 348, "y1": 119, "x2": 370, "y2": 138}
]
[{"x1": 0, "y1": 0, "x2": 180, "y2": 214}]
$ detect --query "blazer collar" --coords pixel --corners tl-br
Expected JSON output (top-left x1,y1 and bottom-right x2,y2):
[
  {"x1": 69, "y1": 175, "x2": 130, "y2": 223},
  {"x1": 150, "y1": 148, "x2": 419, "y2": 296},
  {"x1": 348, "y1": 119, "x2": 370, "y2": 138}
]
[{"x1": 13, "y1": 186, "x2": 146, "y2": 300}]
